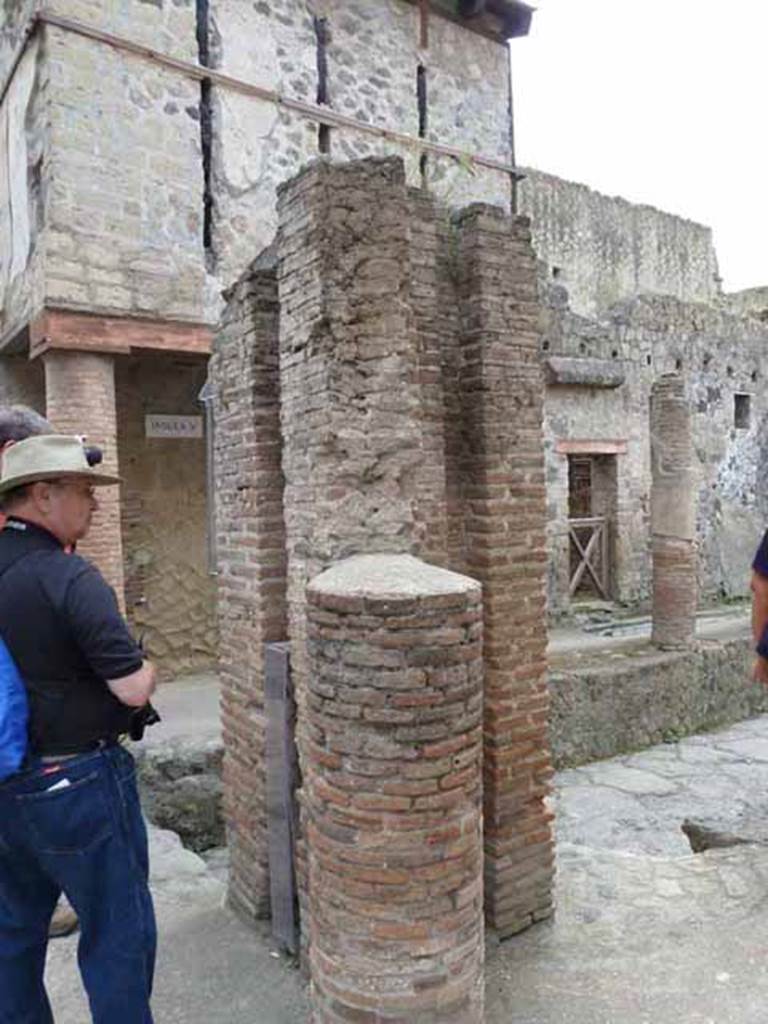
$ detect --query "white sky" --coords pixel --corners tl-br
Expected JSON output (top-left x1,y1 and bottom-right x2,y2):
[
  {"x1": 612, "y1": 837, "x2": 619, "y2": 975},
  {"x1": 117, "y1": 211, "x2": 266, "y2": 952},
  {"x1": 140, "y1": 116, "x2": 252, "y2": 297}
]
[{"x1": 511, "y1": 0, "x2": 768, "y2": 293}]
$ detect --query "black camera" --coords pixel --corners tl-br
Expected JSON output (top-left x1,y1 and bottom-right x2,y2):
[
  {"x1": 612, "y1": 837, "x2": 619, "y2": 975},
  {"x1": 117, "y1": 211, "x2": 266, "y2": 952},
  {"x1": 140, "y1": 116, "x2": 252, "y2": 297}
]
[{"x1": 129, "y1": 702, "x2": 161, "y2": 741}]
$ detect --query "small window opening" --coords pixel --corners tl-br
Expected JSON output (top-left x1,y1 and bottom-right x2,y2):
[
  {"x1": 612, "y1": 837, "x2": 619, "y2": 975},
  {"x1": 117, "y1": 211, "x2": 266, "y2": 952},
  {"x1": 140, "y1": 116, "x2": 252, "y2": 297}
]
[
  {"x1": 552, "y1": 266, "x2": 561, "y2": 279},
  {"x1": 734, "y1": 393, "x2": 751, "y2": 430},
  {"x1": 579, "y1": 341, "x2": 587, "y2": 355},
  {"x1": 726, "y1": 365, "x2": 734, "y2": 378},
  {"x1": 703, "y1": 353, "x2": 711, "y2": 369},
  {"x1": 646, "y1": 355, "x2": 652, "y2": 366},
  {"x1": 675, "y1": 357, "x2": 683, "y2": 371},
  {"x1": 611, "y1": 349, "x2": 618, "y2": 360},
  {"x1": 751, "y1": 370, "x2": 758, "y2": 383},
  {"x1": 542, "y1": 339, "x2": 550, "y2": 352}
]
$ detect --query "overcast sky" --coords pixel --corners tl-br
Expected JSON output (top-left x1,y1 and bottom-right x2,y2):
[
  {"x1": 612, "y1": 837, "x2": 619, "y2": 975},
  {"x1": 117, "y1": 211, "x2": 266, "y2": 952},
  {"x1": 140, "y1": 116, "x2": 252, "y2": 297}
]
[{"x1": 511, "y1": 0, "x2": 767, "y2": 293}]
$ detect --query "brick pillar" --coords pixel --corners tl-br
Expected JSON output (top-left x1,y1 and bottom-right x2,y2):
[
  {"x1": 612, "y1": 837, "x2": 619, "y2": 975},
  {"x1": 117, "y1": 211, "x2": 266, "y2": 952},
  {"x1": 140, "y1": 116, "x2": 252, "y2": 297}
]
[
  {"x1": 277, "y1": 158, "x2": 425, "y2": 941},
  {"x1": 455, "y1": 207, "x2": 555, "y2": 937},
  {"x1": 211, "y1": 256, "x2": 287, "y2": 920},
  {"x1": 305, "y1": 554, "x2": 484, "y2": 1024},
  {"x1": 409, "y1": 188, "x2": 450, "y2": 566},
  {"x1": 44, "y1": 350, "x2": 124, "y2": 603},
  {"x1": 276, "y1": 156, "x2": 425, "y2": 747},
  {"x1": 650, "y1": 374, "x2": 697, "y2": 648}
]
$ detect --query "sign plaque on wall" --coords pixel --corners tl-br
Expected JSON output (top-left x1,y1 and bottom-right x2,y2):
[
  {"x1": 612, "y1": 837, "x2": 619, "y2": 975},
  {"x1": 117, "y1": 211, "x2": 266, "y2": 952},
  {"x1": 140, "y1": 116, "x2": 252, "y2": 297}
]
[{"x1": 145, "y1": 414, "x2": 204, "y2": 439}]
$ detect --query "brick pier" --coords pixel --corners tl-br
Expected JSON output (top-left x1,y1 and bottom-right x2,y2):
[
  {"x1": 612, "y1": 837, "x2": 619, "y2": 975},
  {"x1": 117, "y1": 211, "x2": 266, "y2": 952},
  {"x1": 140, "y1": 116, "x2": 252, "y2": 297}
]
[
  {"x1": 650, "y1": 374, "x2": 697, "y2": 649},
  {"x1": 44, "y1": 350, "x2": 124, "y2": 604},
  {"x1": 213, "y1": 157, "x2": 555, "y2": 1006}
]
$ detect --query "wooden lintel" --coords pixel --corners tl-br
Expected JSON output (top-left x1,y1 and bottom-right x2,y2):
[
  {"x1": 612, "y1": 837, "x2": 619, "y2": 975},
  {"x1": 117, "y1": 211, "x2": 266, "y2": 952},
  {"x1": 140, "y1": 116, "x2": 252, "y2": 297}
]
[
  {"x1": 29, "y1": 308, "x2": 213, "y2": 360},
  {"x1": 556, "y1": 439, "x2": 628, "y2": 456}
]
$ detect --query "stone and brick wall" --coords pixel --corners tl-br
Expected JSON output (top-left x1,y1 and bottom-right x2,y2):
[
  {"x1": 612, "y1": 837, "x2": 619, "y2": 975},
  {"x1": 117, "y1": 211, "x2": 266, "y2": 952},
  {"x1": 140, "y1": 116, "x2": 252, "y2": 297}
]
[
  {"x1": 520, "y1": 168, "x2": 721, "y2": 319},
  {"x1": 549, "y1": 630, "x2": 758, "y2": 768},
  {"x1": 1, "y1": 0, "x2": 519, "y2": 342},
  {"x1": 542, "y1": 284, "x2": 768, "y2": 614},
  {"x1": 43, "y1": 12, "x2": 210, "y2": 325},
  {"x1": 211, "y1": 0, "x2": 514, "y2": 294}
]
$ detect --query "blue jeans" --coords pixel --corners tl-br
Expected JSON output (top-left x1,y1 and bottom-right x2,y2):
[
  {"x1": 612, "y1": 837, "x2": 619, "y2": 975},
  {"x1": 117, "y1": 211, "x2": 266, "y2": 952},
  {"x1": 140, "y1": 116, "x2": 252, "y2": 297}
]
[{"x1": 0, "y1": 744, "x2": 156, "y2": 1023}]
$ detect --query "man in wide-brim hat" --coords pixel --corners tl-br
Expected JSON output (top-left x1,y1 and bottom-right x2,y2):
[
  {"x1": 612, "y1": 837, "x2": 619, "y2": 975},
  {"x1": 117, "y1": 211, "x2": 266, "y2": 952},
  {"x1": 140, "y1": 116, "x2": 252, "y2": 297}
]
[
  {"x1": 0, "y1": 410, "x2": 82, "y2": 941},
  {"x1": 0, "y1": 434, "x2": 158, "y2": 1024}
]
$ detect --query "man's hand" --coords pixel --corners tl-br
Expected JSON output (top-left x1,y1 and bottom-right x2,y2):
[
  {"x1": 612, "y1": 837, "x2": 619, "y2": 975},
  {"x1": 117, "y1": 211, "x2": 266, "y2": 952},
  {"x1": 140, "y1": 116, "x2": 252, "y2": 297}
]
[{"x1": 107, "y1": 660, "x2": 157, "y2": 707}]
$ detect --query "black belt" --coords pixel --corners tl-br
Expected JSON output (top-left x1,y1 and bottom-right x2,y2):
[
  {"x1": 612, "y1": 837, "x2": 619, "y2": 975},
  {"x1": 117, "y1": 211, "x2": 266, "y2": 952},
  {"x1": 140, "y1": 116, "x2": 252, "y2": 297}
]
[{"x1": 35, "y1": 736, "x2": 121, "y2": 761}]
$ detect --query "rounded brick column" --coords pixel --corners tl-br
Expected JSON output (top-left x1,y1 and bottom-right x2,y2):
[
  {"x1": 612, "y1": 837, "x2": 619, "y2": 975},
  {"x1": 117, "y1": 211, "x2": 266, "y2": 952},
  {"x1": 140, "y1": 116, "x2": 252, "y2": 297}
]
[
  {"x1": 650, "y1": 374, "x2": 697, "y2": 648},
  {"x1": 44, "y1": 350, "x2": 125, "y2": 606},
  {"x1": 305, "y1": 554, "x2": 484, "y2": 1024}
]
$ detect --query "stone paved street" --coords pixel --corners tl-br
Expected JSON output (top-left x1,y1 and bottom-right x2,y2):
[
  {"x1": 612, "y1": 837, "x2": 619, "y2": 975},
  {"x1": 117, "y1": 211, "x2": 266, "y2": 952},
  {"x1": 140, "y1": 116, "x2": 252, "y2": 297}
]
[
  {"x1": 487, "y1": 713, "x2": 768, "y2": 1023},
  {"x1": 45, "y1": 677, "x2": 768, "y2": 1022}
]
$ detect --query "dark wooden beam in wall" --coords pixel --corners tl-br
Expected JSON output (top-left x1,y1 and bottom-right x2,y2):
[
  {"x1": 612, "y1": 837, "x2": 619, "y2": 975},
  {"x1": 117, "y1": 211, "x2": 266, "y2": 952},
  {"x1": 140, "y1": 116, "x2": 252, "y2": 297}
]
[{"x1": 29, "y1": 308, "x2": 213, "y2": 360}]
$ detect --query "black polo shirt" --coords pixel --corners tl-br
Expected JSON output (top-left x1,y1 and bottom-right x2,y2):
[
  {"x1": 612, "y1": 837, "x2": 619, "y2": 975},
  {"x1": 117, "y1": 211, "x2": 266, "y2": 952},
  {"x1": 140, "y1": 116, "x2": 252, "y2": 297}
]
[{"x1": 0, "y1": 517, "x2": 143, "y2": 754}]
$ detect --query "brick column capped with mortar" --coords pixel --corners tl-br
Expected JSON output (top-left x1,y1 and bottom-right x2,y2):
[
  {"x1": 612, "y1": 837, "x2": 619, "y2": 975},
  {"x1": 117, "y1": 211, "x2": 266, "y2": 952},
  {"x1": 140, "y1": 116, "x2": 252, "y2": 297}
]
[
  {"x1": 43, "y1": 350, "x2": 125, "y2": 604},
  {"x1": 277, "y1": 157, "x2": 426, "y2": 942},
  {"x1": 211, "y1": 254, "x2": 287, "y2": 920},
  {"x1": 650, "y1": 373, "x2": 697, "y2": 649},
  {"x1": 455, "y1": 206, "x2": 555, "y2": 937},
  {"x1": 305, "y1": 554, "x2": 484, "y2": 1024}
]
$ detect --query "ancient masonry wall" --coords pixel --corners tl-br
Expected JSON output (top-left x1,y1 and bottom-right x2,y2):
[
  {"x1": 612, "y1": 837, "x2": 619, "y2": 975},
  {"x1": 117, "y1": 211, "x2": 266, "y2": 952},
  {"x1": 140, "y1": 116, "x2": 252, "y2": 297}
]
[
  {"x1": 211, "y1": 258, "x2": 287, "y2": 921},
  {"x1": 520, "y1": 168, "x2": 721, "y2": 319},
  {"x1": 43, "y1": 3, "x2": 210, "y2": 325},
  {"x1": 213, "y1": 156, "x2": 554, "y2": 957},
  {"x1": 2, "y1": 0, "x2": 516, "y2": 344},
  {"x1": 198, "y1": 0, "x2": 514, "y2": 297},
  {"x1": 542, "y1": 286, "x2": 768, "y2": 614},
  {"x1": 115, "y1": 352, "x2": 216, "y2": 678}
]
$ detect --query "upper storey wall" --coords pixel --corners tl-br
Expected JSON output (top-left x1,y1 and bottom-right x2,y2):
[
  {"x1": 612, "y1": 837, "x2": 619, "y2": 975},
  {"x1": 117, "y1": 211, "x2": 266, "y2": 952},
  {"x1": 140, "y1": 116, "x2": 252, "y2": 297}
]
[
  {"x1": 519, "y1": 168, "x2": 721, "y2": 319},
  {"x1": 210, "y1": 0, "x2": 513, "y2": 294},
  {"x1": 1, "y1": 0, "x2": 515, "y2": 339},
  {"x1": 43, "y1": 1, "x2": 210, "y2": 326}
]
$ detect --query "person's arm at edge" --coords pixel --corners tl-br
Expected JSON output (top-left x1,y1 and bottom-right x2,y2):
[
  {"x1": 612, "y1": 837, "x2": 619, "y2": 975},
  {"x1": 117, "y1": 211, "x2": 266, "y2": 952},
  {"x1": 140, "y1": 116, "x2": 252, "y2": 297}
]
[{"x1": 107, "y1": 660, "x2": 157, "y2": 708}]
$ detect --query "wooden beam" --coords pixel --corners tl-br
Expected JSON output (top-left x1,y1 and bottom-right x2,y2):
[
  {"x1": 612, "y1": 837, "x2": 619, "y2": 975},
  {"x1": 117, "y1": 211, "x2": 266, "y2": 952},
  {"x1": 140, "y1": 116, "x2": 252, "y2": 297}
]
[{"x1": 29, "y1": 308, "x2": 213, "y2": 360}]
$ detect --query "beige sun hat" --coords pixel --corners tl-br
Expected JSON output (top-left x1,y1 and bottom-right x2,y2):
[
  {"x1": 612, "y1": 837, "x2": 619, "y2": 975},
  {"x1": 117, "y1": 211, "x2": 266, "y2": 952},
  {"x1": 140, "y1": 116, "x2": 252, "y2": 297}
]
[{"x1": 0, "y1": 435, "x2": 121, "y2": 496}]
